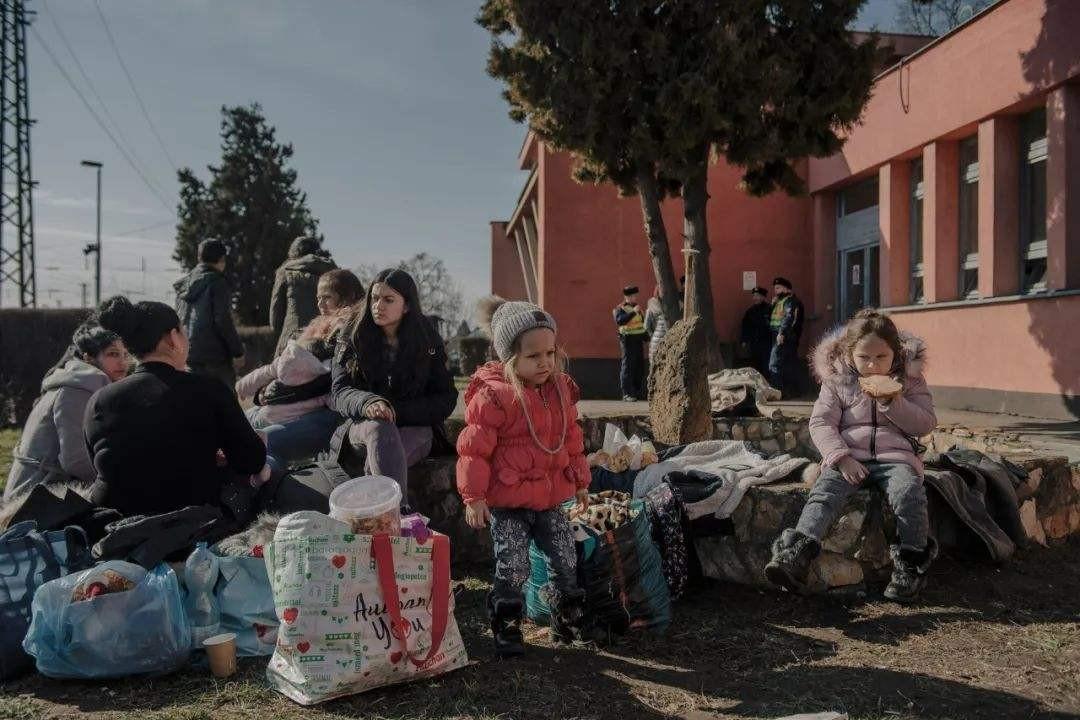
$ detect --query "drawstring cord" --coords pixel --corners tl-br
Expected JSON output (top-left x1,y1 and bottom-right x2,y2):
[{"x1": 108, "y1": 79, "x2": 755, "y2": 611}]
[{"x1": 521, "y1": 378, "x2": 567, "y2": 456}]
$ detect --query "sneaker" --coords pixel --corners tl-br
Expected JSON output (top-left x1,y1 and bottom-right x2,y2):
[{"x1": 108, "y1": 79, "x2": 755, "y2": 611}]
[
  {"x1": 764, "y1": 528, "x2": 821, "y2": 593},
  {"x1": 487, "y1": 595, "x2": 525, "y2": 658},
  {"x1": 623, "y1": 395, "x2": 639, "y2": 402}
]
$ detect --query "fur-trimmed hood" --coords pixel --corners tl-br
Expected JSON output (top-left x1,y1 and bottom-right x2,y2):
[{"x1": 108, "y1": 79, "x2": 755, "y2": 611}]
[{"x1": 811, "y1": 326, "x2": 927, "y2": 384}]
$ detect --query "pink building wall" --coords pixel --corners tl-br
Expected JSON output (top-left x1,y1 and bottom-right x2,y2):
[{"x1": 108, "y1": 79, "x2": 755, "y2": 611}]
[{"x1": 807, "y1": 0, "x2": 1080, "y2": 419}]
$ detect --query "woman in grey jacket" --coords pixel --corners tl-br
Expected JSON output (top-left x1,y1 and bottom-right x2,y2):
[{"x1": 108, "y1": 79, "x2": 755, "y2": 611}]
[{"x1": 4, "y1": 323, "x2": 129, "y2": 501}]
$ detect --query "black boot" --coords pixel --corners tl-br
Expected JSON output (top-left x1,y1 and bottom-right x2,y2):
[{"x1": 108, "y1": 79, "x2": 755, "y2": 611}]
[
  {"x1": 884, "y1": 539, "x2": 937, "y2": 604},
  {"x1": 542, "y1": 586, "x2": 591, "y2": 648},
  {"x1": 764, "y1": 528, "x2": 821, "y2": 593},
  {"x1": 487, "y1": 594, "x2": 525, "y2": 658}
]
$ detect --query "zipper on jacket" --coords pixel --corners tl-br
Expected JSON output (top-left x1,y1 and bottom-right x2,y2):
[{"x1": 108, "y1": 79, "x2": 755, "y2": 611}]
[{"x1": 870, "y1": 400, "x2": 878, "y2": 459}]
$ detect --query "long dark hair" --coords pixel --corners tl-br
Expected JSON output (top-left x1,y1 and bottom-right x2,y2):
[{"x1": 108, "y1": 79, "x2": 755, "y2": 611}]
[{"x1": 344, "y1": 268, "x2": 440, "y2": 398}]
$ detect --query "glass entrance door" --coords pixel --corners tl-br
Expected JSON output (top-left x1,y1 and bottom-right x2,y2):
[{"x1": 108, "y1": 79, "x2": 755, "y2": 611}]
[{"x1": 839, "y1": 244, "x2": 880, "y2": 320}]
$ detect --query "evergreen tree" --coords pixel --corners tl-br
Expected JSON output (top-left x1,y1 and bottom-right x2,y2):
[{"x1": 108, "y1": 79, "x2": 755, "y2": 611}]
[
  {"x1": 174, "y1": 104, "x2": 322, "y2": 325},
  {"x1": 479, "y1": 1, "x2": 878, "y2": 357}
]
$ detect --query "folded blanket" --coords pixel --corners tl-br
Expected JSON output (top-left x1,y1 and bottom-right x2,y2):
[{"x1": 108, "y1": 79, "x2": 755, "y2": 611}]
[{"x1": 633, "y1": 440, "x2": 815, "y2": 521}]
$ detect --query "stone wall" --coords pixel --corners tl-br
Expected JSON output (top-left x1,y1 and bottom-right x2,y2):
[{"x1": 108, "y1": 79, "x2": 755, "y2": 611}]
[
  {"x1": 713, "y1": 415, "x2": 819, "y2": 460},
  {"x1": 696, "y1": 454, "x2": 1080, "y2": 593},
  {"x1": 416, "y1": 412, "x2": 1080, "y2": 580}
]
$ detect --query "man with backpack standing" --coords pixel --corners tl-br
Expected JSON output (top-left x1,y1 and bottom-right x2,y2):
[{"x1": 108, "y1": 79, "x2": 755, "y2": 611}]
[{"x1": 174, "y1": 239, "x2": 245, "y2": 391}]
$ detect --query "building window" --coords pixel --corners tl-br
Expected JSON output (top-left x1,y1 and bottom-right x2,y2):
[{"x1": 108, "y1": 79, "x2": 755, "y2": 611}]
[
  {"x1": 958, "y1": 136, "x2": 979, "y2": 298},
  {"x1": 910, "y1": 158, "x2": 925, "y2": 303},
  {"x1": 1020, "y1": 107, "x2": 1048, "y2": 293},
  {"x1": 838, "y1": 176, "x2": 879, "y2": 216}
]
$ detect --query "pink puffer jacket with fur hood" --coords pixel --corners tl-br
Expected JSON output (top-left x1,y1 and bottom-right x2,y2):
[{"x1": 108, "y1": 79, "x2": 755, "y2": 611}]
[{"x1": 809, "y1": 328, "x2": 937, "y2": 475}]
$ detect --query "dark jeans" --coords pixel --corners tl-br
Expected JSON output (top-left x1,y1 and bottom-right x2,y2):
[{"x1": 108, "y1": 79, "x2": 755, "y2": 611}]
[
  {"x1": 795, "y1": 461, "x2": 929, "y2": 551},
  {"x1": 768, "y1": 338, "x2": 799, "y2": 397},
  {"x1": 619, "y1": 334, "x2": 647, "y2": 399},
  {"x1": 249, "y1": 407, "x2": 342, "y2": 466},
  {"x1": 750, "y1": 340, "x2": 773, "y2": 378},
  {"x1": 490, "y1": 508, "x2": 579, "y2": 605},
  {"x1": 188, "y1": 360, "x2": 237, "y2": 395}
]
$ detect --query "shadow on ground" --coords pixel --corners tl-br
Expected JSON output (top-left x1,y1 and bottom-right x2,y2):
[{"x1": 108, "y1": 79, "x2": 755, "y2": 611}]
[{"x1": 5, "y1": 539, "x2": 1080, "y2": 720}]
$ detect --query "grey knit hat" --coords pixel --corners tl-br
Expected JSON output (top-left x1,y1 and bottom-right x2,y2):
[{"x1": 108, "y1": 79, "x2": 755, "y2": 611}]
[{"x1": 490, "y1": 300, "x2": 557, "y2": 361}]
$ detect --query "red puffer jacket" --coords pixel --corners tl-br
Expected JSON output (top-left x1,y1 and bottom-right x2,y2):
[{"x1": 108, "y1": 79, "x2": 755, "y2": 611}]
[{"x1": 456, "y1": 362, "x2": 589, "y2": 511}]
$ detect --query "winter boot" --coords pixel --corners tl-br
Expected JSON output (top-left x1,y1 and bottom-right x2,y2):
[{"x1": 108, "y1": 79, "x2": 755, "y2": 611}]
[
  {"x1": 884, "y1": 539, "x2": 937, "y2": 604},
  {"x1": 542, "y1": 586, "x2": 591, "y2": 648},
  {"x1": 764, "y1": 528, "x2": 821, "y2": 594},
  {"x1": 487, "y1": 594, "x2": 525, "y2": 658}
]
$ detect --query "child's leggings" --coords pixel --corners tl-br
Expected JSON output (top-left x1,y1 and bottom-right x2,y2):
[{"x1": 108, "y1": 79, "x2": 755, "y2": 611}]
[
  {"x1": 795, "y1": 461, "x2": 929, "y2": 551},
  {"x1": 489, "y1": 508, "x2": 579, "y2": 605}
]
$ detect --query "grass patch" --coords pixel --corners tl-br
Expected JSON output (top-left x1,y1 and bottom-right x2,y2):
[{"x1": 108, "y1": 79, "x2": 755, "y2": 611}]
[{"x1": 0, "y1": 427, "x2": 18, "y2": 493}]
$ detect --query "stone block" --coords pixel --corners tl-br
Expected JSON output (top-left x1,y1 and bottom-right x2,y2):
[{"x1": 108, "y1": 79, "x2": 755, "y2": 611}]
[
  {"x1": 406, "y1": 457, "x2": 491, "y2": 569},
  {"x1": 649, "y1": 318, "x2": 713, "y2": 446},
  {"x1": 695, "y1": 481, "x2": 894, "y2": 593}
]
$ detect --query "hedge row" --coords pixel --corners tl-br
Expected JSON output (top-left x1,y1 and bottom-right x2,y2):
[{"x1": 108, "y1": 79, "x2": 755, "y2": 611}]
[{"x1": 0, "y1": 308, "x2": 278, "y2": 428}]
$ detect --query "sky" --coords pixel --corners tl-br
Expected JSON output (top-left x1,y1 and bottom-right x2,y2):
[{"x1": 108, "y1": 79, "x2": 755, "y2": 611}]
[{"x1": 4, "y1": 0, "x2": 901, "y2": 310}]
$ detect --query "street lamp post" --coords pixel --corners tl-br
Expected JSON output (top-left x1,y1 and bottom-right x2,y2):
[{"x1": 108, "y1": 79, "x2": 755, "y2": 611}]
[{"x1": 80, "y1": 160, "x2": 103, "y2": 306}]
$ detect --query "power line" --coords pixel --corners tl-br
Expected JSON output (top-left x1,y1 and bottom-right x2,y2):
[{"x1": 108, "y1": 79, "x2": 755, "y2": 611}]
[
  {"x1": 93, "y1": 0, "x2": 178, "y2": 174},
  {"x1": 38, "y1": 0, "x2": 172, "y2": 207},
  {"x1": 29, "y1": 24, "x2": 174, "y2": 214},
  {"x1": 112, "y1": 218, "x2": 174, "y2": 237}
]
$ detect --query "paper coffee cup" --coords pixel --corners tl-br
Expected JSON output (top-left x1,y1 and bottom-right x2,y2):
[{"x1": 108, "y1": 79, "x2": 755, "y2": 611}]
[{"x1": 203, "y1": 632, "x2": 238, "y2": 678}]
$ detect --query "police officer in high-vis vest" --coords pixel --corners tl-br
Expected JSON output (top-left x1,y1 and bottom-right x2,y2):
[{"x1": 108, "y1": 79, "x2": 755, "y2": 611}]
[{"x1": 613, "y1": 285, "x2": 648, "y2": 401}]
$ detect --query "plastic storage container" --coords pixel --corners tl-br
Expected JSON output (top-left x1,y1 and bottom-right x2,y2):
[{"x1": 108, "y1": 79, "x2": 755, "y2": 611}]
[{"x1": 328, "y1": 476, "x2": 402, "y2": 536}]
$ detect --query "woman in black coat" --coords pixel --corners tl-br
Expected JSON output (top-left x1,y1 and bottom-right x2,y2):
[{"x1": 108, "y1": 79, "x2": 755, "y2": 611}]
[
  {"x1": 331, "y1": 269, "x2": 457, "y2": 503},
  {"x1": 87, "y1": 296, "x2": 268, "y2": 520}
]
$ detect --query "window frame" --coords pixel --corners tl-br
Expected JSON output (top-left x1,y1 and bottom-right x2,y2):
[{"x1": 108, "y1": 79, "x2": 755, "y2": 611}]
[
  {"x1": 1019, "y1": 108, "x2": 1048, "y2": 294},
  {"x1": 958, "y1": 136, "x2": 980, "y2": 299},
  {"x1": 910, "y1": 158, "x2": 925, "y2": 304}
]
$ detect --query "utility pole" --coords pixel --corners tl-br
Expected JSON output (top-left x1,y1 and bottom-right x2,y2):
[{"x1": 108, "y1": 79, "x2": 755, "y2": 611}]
[
  {"x1": 0, "y1": 0, "x2": 36, "y2": 307},
  {"x1": 80, "y1": 281, "x2": 87, "y2": 308},
  {"x1": 81, "y1": 159, "x2": 102, "y2": 305}
]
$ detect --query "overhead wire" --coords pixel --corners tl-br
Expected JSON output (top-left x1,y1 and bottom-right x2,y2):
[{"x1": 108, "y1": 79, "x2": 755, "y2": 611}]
[
  {"x1": 37, "y1": 0, "x2": 174, "y2": 212},
  {"x1": 30, "y1": 24, "x2": 174, "y2": 214},
  {"x1": 92, "y1": 0, "x2": 179, "y2": 174}
]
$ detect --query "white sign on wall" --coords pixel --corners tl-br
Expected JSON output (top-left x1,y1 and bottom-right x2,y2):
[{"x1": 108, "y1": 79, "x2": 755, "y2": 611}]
[{"x1": 742, "y1": 271, "x2": 757, "y2": 291}]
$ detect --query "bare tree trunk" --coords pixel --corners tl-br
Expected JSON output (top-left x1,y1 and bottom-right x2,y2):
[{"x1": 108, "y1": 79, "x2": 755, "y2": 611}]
[
  {"x1": 681, "y1": 151, "x2": 719, "y2": 369},
  {"x1": 637, "y1": 167, "x2": 681, "y2": 324}
]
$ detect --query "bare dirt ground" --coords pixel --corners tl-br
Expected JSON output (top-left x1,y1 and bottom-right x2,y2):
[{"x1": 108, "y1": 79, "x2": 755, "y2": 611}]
[{"x1": 2, "y1": 536, "x2": 1078, "y2": 720}]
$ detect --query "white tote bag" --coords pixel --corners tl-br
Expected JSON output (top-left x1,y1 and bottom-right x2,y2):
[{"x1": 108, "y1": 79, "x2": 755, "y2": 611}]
[{"x1": 264, "y1": 512, "x2": 468, "y2": 705}]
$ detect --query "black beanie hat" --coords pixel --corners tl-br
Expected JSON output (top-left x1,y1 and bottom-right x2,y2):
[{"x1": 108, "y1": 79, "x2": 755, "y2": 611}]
[{"x1": 773, "y1": 277, "x2": 793, "y2": 290}]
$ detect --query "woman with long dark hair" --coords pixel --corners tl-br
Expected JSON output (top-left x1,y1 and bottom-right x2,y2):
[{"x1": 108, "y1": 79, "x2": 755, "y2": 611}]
[
  {"x1": 4, "y1": 322, "x2": 129, "y2": 501},
  {"x1": 87, "y1": 296, "x2": 268, "y2": 518},
  {"x1": 331, "y1": 268, "x2": 457, "y2": 501}
]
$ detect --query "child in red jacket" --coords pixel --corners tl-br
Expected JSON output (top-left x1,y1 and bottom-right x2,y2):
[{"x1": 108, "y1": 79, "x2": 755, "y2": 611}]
[{"x1": 456, "y1": 298, "x2": 590, "y2": 658}]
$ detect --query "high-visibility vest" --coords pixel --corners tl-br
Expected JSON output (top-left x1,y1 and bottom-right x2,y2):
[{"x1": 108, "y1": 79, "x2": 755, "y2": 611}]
[{"x1": 616, "y1": 304, "x2": 647, "y2": 336}]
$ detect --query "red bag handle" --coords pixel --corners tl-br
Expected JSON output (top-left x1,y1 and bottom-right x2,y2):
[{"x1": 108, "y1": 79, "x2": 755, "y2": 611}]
[{"x1": 372, "y1": 533, "x2": 450, "y2": 669}]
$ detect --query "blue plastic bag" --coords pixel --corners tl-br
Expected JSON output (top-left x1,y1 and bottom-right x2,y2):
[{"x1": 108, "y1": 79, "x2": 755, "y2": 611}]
[
  {"x1": 23, "y1": 561, "x2": 191, "y2": 678},
  {"x1": 184, "y1": 544, "x2": 222, "y2": 648},
  {"x1": 215, "y1": 553, "x2": 278, "y2": 656}
]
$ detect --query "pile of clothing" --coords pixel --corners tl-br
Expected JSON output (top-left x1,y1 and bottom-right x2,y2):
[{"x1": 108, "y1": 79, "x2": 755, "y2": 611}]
[{"x1": 708, "y1": 367, "x2": 781, "y2": 417}]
